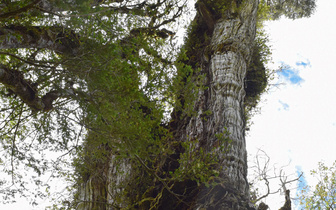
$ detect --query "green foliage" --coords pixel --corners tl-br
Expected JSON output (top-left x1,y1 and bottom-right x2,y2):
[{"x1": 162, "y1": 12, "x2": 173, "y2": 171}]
[
  {"x1": 258, "y1": 0, "x2": 316, "y2": 20},
  {"x1": 299, "y1": 161, "x2": 336, "y2": 209},
  {"x1": 0, "y1": 0, "x2": 187, "y2": 207},
  {"x1": 179, "y1": 17, "x2": 210, "y2": 68},
  {"x1": 257, "y1": 0, "x2": 272, "y2": 22},
  {"x1": 0, "y1": 0, "x2": 318, "y2": 208},
  {"x1": 244, "y1": 29, "x2": 271, "y2": 114},
  {"x1": 171, "y1": 60, "x2": 206, "y2": 119},
  {"x1": 80, "y1": 49, "x2": 167, "y2": 157},
  {"x1": 172, "y1": 139, "x2": 221, "y2": 185}
]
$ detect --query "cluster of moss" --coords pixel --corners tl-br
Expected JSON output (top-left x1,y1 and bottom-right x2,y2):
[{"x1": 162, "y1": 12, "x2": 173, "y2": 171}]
[{"x1": 244, "y1": 42, "x2": 268, "y2": 112}]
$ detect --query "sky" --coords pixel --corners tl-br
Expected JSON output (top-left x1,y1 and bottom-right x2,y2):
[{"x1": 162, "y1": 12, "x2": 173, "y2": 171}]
[
  {"x1": 246, "y1": 0, "x2": 336, "y2": 208},
  {"x1": 1, "y1": 0, "x2": 335, "y2": 209}
]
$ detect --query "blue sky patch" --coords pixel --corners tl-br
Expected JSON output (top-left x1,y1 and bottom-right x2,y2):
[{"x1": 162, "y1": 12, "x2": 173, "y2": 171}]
[
  {"x1": 296, "y1": 166, "x2": 308, "y2": 191},
  {"x1": 296, "y1": 60, "x2": 311, "y2": 68},
  {"x1": 278, "y1": 68, "x2": 304, "y2": 85},
  {"x1": 294, "y1": 166, "x2": 308, "y2": 208},
  {"x1": 278, "y1": 100, "x2": 289, "y2": 111}
]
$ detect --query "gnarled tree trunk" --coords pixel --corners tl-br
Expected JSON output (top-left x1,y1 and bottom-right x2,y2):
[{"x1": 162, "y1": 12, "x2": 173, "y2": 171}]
[
  {"x1": 173, "y1": 0, "x2": 259, "y2": 209},
  {"x1": 76, "y1": 0, "x2": 259, "y2": 209}
]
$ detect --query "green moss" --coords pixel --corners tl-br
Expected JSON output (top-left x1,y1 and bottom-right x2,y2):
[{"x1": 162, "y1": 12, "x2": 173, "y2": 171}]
[
  {"x1": 245, "y1": 47, "x2": 267, "y2": 99},
  {"x1": 244, "y1": 27, "x2": 271, "y2": 115},
  {"x1": 244, "y1": 45, "x2": 268, "y2": 114}
]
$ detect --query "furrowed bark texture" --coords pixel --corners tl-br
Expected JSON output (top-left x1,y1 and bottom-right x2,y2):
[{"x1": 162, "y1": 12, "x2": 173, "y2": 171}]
[
  {"x1": 178, "y1": 1, "x2": 259, "y2": 209},
  {"x1": 76, "y1": 151, "x2": 131, "y2": 210}
]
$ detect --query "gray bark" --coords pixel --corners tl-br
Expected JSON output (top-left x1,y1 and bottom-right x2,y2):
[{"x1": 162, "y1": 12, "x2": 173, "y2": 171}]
[
  {"x1": 76, "y1": 152, "x2": 131, "y2": 210},
  {"x1": 179, "y1": 0, "x2": 259, "y2": 209}
]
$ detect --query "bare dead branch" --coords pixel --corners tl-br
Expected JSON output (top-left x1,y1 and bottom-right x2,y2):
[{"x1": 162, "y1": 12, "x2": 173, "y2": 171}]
[{"x1": 251, "y1": 149, "x2": 302, "y2": 205}]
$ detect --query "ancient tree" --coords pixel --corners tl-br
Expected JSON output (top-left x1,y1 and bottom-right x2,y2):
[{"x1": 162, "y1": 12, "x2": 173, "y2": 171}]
[{"x1": 0, "y1": 0, "x2": 315, "y2": 209}]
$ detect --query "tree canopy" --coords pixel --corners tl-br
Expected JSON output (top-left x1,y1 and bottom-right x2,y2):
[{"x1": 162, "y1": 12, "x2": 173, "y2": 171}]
[
  {"x1": 0, "y1": 0, "x2": 188, "y2": 206},
  {"x1": 266, "y1": 0, "x2": 316, "y2": 19}
]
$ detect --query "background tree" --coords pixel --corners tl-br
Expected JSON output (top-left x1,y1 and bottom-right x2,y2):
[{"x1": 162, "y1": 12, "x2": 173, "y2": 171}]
[
  {"x1": 299, "y1": 161, "x2": 336, "y2": 209},
  {"x1": 266, "y1": 0, "x2": 316, "y2": 19}
]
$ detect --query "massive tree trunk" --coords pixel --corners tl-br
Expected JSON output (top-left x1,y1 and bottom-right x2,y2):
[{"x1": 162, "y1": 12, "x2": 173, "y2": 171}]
[
  {"x1": 0, "y1": 0, "x2": 315, "y2": 208},
  {"x1": 75, "y1": 1, "x2": 259, "y2": 209},
  {"x1": 169, "y1": 0, "x2": 259, "y2": 209}
]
